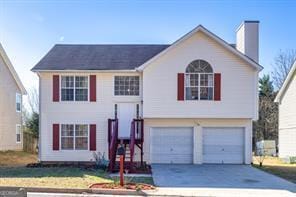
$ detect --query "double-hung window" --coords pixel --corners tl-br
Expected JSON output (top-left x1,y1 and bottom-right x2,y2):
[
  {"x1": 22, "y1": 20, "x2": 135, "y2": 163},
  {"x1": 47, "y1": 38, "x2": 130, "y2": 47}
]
[
  {"x1": 61, "y1": 76, "x2": 88, "y2": 101},
  {"x1": 16, "y1": 93, "x2": 22, "y2": 112},
  {"x1": 185, "y1": 60, "x2": 214, "y2": 100},
  {"x1": 114, "y1": 76, "x2": 140, "y2": 96},
  {"x1": 61, "y1": 124, "x2": 88, "y2": 150},
  {"x1": 16, "y1": 124, "x2": 21, "y2": 143}
]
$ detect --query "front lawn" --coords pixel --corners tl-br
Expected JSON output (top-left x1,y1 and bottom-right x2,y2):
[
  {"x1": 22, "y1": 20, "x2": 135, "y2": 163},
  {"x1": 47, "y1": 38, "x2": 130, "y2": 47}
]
[
  {"x1": 0, "y1": 151, "x2": 154, "y2": 189},
  {"x1": 253, "y1": 156, "x2": 296, "y2": 184}
]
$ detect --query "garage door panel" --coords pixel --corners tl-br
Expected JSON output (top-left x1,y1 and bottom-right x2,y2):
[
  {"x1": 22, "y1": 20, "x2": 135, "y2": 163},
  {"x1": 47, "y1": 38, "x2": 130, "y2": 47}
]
[
  {"x1": 150, "y1": 127, "x2": 193, "y2": 164},
  {"x1": 203, "y1": 145, "x2": 244, "y2": 154},
  {"x1": 151, "y1": 137, "x2": 192, "y2": 146},
  {"x1": 203, "y1": 127, "x2": 244, "y2": 164},
  {"x1": 151, "y1": 146, "x2": 192, "y2": 154},
  {"x1": 203, "y1": 155, "x2": 243, "y2": 164},
  {"x1": 151, "y1": 154, "x2": 193, "y2": 164}
]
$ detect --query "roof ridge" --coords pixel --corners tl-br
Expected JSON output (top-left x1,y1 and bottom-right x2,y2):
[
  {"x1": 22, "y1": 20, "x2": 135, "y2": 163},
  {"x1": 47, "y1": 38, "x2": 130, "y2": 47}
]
[
  {"x1": 54, "y1": 44, "x2": 171, "y2": 46},
  {"x1": 275, "y1": 60, "x2": 296, "y2": 102}
]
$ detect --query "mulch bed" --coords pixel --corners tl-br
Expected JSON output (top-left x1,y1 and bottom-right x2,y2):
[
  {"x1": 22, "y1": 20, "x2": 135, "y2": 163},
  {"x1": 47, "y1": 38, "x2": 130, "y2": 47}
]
[
  {"x1": 113, "y1": 162, "x2": 152, "y2": 174},
  {"x1": 89, "y1": 183, "x2": 155, "y2": 190},
  {"x1": 27, "y1": 161, "x2": 151, "y2": 174},
  {"x1": 26, "y1": 162, "x2": 97, "y2": 170}
]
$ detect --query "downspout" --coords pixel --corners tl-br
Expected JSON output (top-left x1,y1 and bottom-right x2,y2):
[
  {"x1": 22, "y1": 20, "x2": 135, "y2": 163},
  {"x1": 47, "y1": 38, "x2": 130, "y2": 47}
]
[
  {"x1": 135, "y1": 68, "x2": 144, "y2": 117},
  {"x1": 37, "y1": 72, "x2": 42, "y2": 162}
]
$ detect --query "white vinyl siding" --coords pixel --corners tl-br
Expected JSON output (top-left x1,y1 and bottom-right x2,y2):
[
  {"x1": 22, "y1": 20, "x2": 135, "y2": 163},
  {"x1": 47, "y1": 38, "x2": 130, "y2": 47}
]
[
  {"x1": 0, "y1": 52, "x2": 22, "y2": 150},
  {"x1": 278, "y1": 72, "x2": 296, "y2": 158},
  {"x1": 150, "y1": 127, "x2": 193, "y2": 164},
  {"x1": 39, "y1": 72, "x2": 141, "y2": 161},
  {"x1": 143, "y1": 31, "x2": 258, "y2": 119},
  {"x1": 279, "y1": 128, "x2": 296, "y2": 157}
]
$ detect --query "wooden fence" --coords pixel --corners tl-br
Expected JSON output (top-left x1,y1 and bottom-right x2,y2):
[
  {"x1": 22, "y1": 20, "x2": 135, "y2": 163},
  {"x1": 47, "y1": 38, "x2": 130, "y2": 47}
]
[{"x1": 23, "y1": 132, "x2": 38, "y2": 153}]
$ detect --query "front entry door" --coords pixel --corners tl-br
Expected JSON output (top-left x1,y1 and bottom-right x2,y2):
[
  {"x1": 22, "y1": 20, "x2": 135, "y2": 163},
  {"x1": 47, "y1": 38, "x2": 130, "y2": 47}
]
[{"x1": 118, "y1": 103, "x2": 135, "y2": 138}]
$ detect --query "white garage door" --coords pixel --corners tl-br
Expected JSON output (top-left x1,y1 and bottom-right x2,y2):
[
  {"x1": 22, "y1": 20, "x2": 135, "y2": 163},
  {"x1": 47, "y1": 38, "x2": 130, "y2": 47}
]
[
  {"x1": 150, "y1": 127, "x2": 193, "y2": 164},
  {"x1": 203, "y1": 127, "x2": 244, "y2": 164}
]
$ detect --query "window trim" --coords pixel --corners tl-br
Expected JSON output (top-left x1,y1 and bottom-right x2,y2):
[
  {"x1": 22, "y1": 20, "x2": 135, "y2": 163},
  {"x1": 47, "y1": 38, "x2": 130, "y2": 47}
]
[
  {"x1": 60, "y1": 124, "x2": 89, "y2": 151},
  {"x1": 184, "y1": 72, "x2": 215, "y2": 101},
  {"x1": 16, "y1": 93, "x2": 22, "y2": 112},
  {"x1": 60, "y1": 75, "x2": 90, "y2": 102},
  {"x1": 16, "y1": 124, "x2": 21, "y2": 143},
  {"x1": 113, "y1": 75, "x2": 140, "y2": 96}
]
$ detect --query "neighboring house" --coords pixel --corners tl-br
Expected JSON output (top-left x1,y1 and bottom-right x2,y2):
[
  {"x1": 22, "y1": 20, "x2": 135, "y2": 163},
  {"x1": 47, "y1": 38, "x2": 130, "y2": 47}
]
[
  {"x1": 0, "y1": 44, "x2": 27, "y2": 150},
  {"x1": 32, "y1": 21, "x2": 262, "y2": 167},
  {"x1": 275, "y1": 61, "x2": 296, "y2": 159}
]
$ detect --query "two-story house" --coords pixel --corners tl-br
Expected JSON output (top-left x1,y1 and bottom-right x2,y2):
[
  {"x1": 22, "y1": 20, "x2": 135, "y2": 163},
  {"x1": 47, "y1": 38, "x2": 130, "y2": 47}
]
[
  {"x1": 32, "y1": 21, "x2": 262, "y2": 169},
  {"x1": 0, "y1": 44, "x2": 27, "y2": 150}
]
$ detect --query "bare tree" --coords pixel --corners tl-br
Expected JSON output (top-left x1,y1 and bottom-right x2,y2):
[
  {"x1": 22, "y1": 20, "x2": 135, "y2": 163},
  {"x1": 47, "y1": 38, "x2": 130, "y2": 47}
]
[
  {"x1": 27, "y1": 87, "x2": 39, "y2": 113},
  {"x1": 24, "y1": 87, "x2": 39, "y2": 138},
  {"x1": 272, "y1": 49, "x2": 296, "y2": 90}
]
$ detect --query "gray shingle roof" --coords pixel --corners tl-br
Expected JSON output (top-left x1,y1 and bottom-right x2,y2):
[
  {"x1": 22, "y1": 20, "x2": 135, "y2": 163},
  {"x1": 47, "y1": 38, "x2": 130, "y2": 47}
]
[{"x1": 32, "y1": 44, "x2": 170, "y2": 71}]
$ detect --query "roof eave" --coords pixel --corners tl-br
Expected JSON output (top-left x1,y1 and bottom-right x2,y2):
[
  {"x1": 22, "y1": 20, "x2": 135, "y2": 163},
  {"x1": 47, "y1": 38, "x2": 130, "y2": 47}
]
[
  {"x1": 32, "y1": 69, "x2": 139, "y2": 73},
  {"x1": 274, "y1": 61, "x2": 296, "y2": 103},
  {"x1": 0, "y1": 44, "x2": 27, "y2": 95}
]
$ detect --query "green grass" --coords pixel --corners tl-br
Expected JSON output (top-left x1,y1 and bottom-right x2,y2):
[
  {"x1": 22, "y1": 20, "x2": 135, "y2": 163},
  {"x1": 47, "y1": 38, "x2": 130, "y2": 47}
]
[{"x1": 253, "y1": 156, "x2": 296, "y2": 184}]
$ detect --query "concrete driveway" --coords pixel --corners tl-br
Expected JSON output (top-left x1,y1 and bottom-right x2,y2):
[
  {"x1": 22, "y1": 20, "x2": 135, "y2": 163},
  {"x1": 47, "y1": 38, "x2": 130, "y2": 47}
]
[{"x1": 151, "y1": 164, "x2": 296, "y2": 196}]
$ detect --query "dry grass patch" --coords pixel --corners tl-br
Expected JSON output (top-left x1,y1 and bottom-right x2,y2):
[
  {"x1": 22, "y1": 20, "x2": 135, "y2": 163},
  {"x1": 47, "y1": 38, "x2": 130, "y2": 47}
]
[
  {"x1": 0, "y1": 167, "x2": 112, "y2": 189},
  {"x1": 0, "y1": 151, "x2": 37, "y2": 167},
  {"x1": 253, "y1": 156, "x2": 296, "y2": 183}
]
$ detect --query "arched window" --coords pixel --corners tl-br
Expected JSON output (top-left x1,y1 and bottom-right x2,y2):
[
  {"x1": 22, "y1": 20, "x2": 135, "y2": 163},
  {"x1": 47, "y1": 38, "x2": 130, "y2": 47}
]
[{"x1": 185, "y1": 60, "x2": 214, "y2": 100}]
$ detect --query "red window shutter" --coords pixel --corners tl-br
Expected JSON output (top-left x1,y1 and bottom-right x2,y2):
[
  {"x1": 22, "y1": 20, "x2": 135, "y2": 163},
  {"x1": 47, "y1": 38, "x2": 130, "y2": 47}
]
[
  {"x1": 89, "y1": 124, "x2": 96, "y2": 151},
  {"x1": 90, "y1": 75, "x2": 96, "y2": 102},
  {"x1": 53, "y1": 124, "x2": 59, "y2": 151},
  {"x1": 214, "y1": 73, "x2": 221, "y2": 101},
  {"x1": 53, "y1": 75, "x2": 60, "y2": 102},
  {"x1": 177, "y1": 73, "x2": 185, "y2": 101}
]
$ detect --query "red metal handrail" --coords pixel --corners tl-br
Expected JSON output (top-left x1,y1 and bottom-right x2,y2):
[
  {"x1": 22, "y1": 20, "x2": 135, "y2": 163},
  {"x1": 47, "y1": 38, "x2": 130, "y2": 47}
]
[
  {"x1": 129, "y1": 119, "x2": 144, "y2": 170},
  {"x1": 108, "y1": 119, "x2": 118, "y2": 172},
  {"x1": 129, "y1": 120, "x2": 136, "y2": 165},
  {"x1": 133, "y1": 119, "x2": 144, "y2": 142}
]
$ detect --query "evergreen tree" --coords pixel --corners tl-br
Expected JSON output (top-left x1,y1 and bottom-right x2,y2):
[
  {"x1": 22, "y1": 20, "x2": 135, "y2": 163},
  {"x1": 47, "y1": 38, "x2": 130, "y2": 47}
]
[
  {"x1": 253, "y1": 74, "x2": 278, "y2": 144},
  {"x1": 259, "y1": 75, "x2": 274, "y2": 97}
]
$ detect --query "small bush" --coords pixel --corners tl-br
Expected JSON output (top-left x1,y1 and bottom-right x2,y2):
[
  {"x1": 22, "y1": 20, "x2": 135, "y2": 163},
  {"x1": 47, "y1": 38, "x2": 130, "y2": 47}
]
[
  {"x1": 289, "y1": 156, "x2": 296, "y2": 164},
  {"x1": 93, "y1": 152, "x2": 109, "y2": 170}
]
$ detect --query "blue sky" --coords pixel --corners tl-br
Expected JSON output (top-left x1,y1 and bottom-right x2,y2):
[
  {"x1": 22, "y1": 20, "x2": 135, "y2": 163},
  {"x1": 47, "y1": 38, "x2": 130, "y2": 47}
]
[{"x1": 0, "y1": 0, "x2": 296, "y2": 90}]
